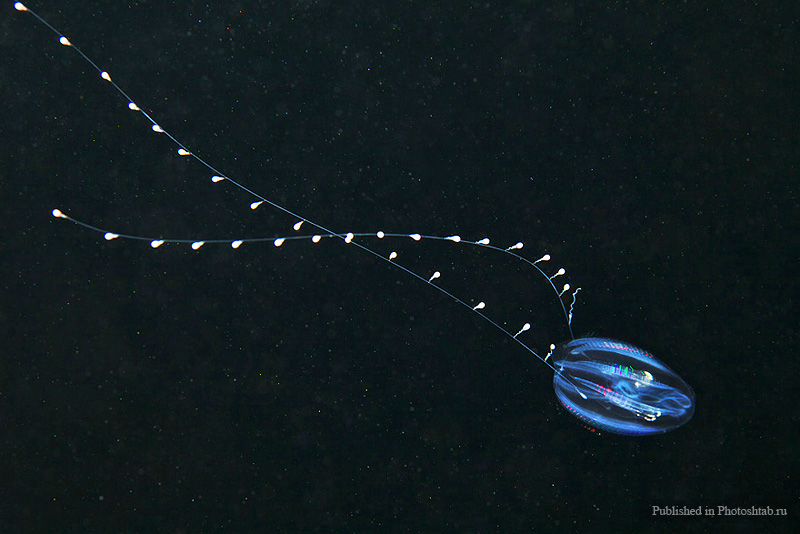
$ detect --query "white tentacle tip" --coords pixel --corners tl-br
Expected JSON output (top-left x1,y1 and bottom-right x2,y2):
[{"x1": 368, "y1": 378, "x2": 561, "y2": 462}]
[{"x1": 513, "y1": 323, "x2": 531, "y2": 338}]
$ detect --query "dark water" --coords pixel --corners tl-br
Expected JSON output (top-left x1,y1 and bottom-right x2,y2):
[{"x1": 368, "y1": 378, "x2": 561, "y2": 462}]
[{"x1": 1, "y1": 1, "x2": 796, "y2": 532}]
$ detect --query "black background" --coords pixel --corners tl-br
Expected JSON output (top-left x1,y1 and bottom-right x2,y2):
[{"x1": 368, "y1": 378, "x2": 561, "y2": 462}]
[{"x1": 1, "y1": 1, "x2": 796, "y2": 532}]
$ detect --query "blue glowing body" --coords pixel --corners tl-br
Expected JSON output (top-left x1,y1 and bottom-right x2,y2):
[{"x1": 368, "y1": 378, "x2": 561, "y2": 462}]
[{"x1": 551, "y1": 338, "x2": 695, "y2": 436}]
